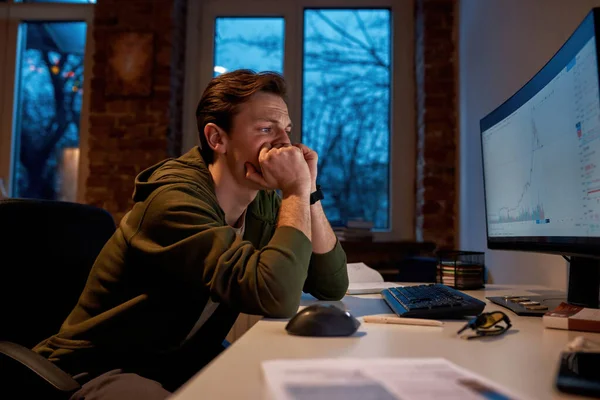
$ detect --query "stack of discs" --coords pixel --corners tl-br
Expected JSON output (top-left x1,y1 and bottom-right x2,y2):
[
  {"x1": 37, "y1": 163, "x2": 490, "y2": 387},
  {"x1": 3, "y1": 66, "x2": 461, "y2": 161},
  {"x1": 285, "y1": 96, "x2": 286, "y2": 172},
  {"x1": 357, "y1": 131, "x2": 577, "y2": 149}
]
[{"x1": 437, "y1": 261, "x2": 484, "y2": 289}]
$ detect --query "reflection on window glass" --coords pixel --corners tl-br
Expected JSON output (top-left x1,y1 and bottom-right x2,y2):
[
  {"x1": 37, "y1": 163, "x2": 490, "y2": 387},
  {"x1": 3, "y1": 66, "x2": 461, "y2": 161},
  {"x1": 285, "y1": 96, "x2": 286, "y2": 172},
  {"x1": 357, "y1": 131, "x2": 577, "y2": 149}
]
[
  {"x1": 302, "y1": 9, "x2": 391, "y2": 229},
  {"x1": 213, "y1": 17, "x2": 284, "y2": 76},
  {"x1": 12, "y1": 22, "x2": 87, "y2": 201}
]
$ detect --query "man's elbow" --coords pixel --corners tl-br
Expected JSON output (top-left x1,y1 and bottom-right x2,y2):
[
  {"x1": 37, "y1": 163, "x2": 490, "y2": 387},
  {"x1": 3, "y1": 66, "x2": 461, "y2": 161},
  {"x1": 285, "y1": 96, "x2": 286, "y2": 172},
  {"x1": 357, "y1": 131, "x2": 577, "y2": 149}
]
[
  {"x1": 255, "y1": 269, "x2": 306, "y2": 318},
  {"x1": 324, "y1": 265, "x2": 350, "y2": 300},
  {"x1": 310, "y1": 270, "x2": 349, "y2": 301},
  {"x1": 311, "y1": 282, "x2": 348, "y2": 301},
  {"x1": 328, "y1": 282, "x2": 349, "y2": 300},
  {"x1": 261, "y1": 296, "x2": 300, "y2": 318}
]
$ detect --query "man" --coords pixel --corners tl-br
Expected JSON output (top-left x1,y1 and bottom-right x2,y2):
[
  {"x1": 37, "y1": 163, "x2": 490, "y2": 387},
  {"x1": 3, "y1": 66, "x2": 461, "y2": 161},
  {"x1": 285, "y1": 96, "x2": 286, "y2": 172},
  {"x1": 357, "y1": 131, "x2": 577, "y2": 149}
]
[{"x1": 34, "y1": 69, "x2": 349, "y2": 398}]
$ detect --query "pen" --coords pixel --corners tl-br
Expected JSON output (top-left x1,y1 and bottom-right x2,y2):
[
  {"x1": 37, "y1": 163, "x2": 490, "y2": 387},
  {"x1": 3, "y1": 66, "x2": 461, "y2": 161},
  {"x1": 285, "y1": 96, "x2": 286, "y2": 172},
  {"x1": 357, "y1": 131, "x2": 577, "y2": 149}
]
[{"x1": 364, "y1": 315, "x2": 444, "y2": 327}]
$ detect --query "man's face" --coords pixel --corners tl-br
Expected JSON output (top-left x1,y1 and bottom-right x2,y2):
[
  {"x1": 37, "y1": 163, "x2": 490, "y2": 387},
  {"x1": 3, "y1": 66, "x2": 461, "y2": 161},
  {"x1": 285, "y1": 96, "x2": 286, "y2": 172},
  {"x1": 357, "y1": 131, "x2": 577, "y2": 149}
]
[{"x1": 224, "y1": 91, "x2": 292, "y2": 189}]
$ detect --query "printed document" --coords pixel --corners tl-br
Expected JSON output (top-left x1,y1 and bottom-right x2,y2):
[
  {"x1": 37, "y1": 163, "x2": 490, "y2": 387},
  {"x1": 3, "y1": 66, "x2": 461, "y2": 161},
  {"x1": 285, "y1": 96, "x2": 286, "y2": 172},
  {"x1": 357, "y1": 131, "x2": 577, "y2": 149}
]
[{"x1": 262, "y1": 358, "x2": 526, "y2": 400}]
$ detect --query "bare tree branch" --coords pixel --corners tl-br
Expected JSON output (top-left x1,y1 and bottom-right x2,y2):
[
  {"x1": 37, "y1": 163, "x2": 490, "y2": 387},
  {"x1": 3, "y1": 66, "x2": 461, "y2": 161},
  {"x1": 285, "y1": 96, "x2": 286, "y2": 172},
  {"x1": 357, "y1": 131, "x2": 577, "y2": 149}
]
[
  {"x1": 306, "y1": 32, "x2": 364, "y2": 51},
  {"x1": 353, "y1": 11, "x2": 377, "y2": 54},
  {"x1": 314, "y1": 10, "x2": 388, "y2": 69},
  {"x1": 219, "y1": 37, "x2": 282, "y2": 53},
  {"x1": 17, "y1": 50, "x2": 84, "y2": 198},
  {"x1": 304, "y1": 52, "x2": 387, "y2": 69}
]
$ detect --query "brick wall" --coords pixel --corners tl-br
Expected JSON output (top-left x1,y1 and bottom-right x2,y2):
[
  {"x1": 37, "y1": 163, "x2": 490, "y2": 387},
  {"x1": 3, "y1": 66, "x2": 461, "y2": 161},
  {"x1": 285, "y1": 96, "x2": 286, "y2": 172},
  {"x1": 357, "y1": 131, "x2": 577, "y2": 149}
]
[
  {"x1": 415, "y1": 0, "x2": 457, "y2": 249},
  {"x1": 86, "y1": 0, "x2": 186, "y2": 224}
]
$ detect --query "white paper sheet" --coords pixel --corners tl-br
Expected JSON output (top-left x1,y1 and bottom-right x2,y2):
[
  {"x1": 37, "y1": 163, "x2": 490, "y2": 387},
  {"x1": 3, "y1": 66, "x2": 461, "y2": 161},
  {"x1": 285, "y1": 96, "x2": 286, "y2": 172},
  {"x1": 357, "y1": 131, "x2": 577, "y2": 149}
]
[
  {"x1": 346, "y1": 281, "x2": 399, "y2": 295},
  {"x1": 346, "y1": 262, "x2": 399, "y2": 294},
  {"x1": 262, "y1": 358, "x2": 528, "y2": 400},
  {"x1": 347, "y1": 262, "x2": 384, "y2": 283}
]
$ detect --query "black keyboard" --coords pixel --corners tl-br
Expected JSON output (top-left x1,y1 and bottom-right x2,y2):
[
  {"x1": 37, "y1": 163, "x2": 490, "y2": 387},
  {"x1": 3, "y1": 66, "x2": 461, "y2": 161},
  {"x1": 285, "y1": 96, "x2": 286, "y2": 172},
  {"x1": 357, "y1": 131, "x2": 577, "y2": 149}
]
[{"x1": 381, "y1": 284, "x2": 486, "y2": 319}]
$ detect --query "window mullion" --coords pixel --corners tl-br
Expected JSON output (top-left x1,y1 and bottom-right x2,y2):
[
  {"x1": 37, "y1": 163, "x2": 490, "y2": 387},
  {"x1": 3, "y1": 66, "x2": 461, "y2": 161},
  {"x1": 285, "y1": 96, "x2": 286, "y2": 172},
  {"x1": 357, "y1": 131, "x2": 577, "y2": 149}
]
[
  {"x1": 0, "y1": 19, "x2": 18, "y2": 197},
  {"x1": 77, "y1": 15, "x2": 94, "y2": 202},
  {"x1": 0, "y1": 7, "x2": 8, "y2": 193},
  {"x1": 387, "y1": 0, "x2": 415, "y2": 240},
  {"x1": 283, "y1": 1, "x2": 303, "y2": 144},
  {"x1": 7, "y1": 3, "x2": 93, "y2": 21},
  {"x1": 181, "y1": 0, "x2": 204, "y2": 152}
]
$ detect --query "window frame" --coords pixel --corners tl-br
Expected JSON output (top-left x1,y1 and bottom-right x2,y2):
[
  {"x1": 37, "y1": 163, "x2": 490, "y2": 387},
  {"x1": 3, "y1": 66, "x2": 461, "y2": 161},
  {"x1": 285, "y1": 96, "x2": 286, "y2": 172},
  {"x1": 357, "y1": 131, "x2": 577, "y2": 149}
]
[
  {"x1": 0, "y1": 1, "x2": 94, "y2": 202},
  {"x1": 183, "y1": 0, "x2": 415, "y2": 240}
]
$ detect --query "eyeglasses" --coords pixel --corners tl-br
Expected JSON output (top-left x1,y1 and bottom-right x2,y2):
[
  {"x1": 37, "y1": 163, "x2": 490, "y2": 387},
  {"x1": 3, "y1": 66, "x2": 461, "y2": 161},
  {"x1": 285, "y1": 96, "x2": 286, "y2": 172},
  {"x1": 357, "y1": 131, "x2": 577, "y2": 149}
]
[{"x1": 457, "y1": 311, "x2": 512, "y2": 340}]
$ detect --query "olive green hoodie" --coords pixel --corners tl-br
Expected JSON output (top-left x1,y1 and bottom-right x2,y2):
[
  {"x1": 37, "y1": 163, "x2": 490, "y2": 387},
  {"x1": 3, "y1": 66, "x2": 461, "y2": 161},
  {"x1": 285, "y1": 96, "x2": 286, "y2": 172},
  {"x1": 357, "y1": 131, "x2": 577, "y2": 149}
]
[{"x1": 34, "y1": 147, "x2": 348, "y2": 389}]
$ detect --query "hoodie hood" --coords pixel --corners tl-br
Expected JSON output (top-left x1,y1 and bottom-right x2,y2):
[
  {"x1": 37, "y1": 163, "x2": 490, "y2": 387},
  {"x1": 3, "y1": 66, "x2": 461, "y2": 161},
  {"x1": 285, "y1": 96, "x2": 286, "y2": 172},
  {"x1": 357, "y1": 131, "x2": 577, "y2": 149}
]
[
  {"x1": 131, "y1": 146, "x2": 280, "y2": 227},
  {"x1": 132, "y1": 147, "x2": 213, "y2": 203}
]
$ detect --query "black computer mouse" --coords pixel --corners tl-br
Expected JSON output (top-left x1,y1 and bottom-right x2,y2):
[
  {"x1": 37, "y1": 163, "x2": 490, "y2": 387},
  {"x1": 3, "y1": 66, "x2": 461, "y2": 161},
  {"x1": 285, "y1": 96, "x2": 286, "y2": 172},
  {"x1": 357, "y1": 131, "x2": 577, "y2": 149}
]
[{"x1": 285, "y1": 303, "x2": 361, "y2": 337}]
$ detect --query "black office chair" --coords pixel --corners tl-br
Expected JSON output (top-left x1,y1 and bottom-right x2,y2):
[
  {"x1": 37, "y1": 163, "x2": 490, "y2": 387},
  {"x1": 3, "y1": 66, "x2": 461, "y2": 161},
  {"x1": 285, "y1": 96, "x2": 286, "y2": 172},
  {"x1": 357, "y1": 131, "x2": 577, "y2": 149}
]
[{"x1": 0, "y1": 198, "x2": 116, "y2": 399}]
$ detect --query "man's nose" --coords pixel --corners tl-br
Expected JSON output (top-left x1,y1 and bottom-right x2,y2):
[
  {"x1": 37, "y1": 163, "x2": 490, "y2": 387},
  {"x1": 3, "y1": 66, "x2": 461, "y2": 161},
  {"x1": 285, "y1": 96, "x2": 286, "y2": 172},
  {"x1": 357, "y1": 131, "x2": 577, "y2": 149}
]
[{"x1": 272, "y1": 129, "x2": 291, "y2": 145}]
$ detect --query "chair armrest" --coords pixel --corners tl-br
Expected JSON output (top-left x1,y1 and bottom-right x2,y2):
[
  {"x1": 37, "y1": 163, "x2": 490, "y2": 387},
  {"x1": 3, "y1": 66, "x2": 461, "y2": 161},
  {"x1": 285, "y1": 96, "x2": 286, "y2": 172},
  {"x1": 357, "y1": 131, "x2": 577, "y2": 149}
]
[{"x1": 0, "y1": 341, "x2": 80, "y2": 393}]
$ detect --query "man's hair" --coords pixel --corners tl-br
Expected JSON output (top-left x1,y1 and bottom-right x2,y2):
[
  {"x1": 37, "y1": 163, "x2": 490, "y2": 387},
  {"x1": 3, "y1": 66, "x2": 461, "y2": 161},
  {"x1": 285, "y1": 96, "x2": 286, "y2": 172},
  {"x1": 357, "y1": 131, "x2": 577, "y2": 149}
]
[{"x1": 195, "y1": 69, "x2": 288, "y2": 164}]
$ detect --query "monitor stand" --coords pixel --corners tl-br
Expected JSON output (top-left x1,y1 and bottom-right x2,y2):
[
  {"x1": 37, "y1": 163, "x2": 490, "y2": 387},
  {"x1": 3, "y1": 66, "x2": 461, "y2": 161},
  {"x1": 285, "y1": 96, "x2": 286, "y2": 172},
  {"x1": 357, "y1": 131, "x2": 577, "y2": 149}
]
[{"x1": 486, "y1": 256, "x2": 600, "y2": 317}]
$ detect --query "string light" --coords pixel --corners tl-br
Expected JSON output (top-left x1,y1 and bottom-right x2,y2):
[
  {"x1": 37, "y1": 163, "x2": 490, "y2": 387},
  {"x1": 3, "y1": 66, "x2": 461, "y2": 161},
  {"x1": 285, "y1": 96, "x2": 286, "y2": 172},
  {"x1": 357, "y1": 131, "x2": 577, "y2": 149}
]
[{"x1": 51, "y1": 65, "x2": 60, "y2": 75}]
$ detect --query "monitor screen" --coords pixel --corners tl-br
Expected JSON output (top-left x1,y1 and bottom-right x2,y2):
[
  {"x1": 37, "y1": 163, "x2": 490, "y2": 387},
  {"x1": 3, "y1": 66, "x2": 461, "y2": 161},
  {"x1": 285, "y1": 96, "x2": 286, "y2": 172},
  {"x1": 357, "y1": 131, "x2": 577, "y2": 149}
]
[{"x1": 480, "y1": 9, "x2": 600, "y2": 257}]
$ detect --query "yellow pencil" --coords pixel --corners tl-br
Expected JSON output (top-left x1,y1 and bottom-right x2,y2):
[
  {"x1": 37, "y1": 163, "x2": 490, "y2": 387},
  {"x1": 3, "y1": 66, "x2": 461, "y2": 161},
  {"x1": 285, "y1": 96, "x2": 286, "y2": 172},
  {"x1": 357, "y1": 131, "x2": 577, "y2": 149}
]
[{"x1": 364, "y1": 315, "x2": 444, "y2": 327}]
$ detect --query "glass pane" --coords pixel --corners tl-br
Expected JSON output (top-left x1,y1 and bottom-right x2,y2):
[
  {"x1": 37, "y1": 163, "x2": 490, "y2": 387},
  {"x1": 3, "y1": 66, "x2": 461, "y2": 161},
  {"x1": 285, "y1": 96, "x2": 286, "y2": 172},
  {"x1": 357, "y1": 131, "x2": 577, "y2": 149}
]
[
  {"x1": 213, "y1": 17, "x2": 284, "y2": 76},
  {"x1": 12, "y1": 21, "x2": 87, "y2": 201},
  {"x1": 302, "y1": 9, "x2": 391, "y2": 229}
]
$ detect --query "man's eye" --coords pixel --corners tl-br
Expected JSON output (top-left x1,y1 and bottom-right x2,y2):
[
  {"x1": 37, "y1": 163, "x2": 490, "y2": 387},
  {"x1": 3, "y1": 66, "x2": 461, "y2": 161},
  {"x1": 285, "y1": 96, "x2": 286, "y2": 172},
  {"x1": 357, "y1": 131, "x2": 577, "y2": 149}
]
[
  {"x1": 285, "y1": 130, "x2": 292, "y2": 136},
  {"x1": 260, "y1": 127, "x2": 272, "y2": 133}
]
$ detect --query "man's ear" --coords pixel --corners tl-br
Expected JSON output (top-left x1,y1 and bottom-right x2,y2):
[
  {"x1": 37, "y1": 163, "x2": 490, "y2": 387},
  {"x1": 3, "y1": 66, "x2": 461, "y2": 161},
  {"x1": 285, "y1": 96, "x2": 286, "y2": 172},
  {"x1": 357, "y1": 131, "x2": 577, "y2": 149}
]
[{"x1": 204, "y1": 123, "x2": 227, "y2": 155}]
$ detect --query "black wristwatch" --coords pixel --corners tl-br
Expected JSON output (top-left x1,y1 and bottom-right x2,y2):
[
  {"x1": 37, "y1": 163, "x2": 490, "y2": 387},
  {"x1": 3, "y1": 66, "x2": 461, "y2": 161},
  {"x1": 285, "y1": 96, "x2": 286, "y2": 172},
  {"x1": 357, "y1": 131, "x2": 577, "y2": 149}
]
[{"x1": 310, "y1": 185, "x2": 324, "y2": 205}]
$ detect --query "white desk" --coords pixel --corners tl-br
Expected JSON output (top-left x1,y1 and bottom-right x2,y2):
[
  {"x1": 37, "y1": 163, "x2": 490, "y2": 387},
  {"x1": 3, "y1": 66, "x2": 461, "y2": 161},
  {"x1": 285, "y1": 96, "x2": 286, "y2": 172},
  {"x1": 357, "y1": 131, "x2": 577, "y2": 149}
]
[{"x1": 171, "y1": 285, "x2": 600, "y2": 400}]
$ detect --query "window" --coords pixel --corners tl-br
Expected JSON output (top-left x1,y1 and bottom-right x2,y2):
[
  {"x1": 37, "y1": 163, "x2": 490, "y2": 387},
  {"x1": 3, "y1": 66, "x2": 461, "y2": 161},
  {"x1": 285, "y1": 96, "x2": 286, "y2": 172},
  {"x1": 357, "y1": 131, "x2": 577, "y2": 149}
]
[
  {"x1": 302, "y1": 9, "x2": 391, "y2": 228},
  {"x1": 214, "y1": 17, "x2": 285, "y2": 76},
  {"x1": 12, "y1": 22, "x2": 87, "y2": 200},
  {"x1": 185, "y1": 0, "x2": 414, "y2": 240},
  {"x1": 0, "y1": 1, "x2": 93, "y2": 201}
]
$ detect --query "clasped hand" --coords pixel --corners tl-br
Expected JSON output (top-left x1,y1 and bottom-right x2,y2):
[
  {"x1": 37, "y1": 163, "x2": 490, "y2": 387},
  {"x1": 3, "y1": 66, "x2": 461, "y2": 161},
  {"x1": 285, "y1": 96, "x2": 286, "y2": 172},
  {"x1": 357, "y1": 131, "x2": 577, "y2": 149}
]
[{"x1": 245, "y1": 143, "x2": 318, "y2": 194}]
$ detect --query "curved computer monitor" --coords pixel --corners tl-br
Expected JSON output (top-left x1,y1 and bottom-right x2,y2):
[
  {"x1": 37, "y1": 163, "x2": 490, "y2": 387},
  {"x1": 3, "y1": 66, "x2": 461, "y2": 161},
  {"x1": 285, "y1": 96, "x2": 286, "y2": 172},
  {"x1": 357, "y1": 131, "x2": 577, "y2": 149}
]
[{"x1": 480, "y1": 8, "x2": 600, "y2": 309}]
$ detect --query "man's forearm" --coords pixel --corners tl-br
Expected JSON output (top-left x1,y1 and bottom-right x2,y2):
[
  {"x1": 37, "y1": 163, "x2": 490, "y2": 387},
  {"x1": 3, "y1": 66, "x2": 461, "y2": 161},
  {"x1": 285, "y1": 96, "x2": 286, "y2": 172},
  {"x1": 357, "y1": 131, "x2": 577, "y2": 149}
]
[
  {"x1": 278, "y1": 192, "x2": 311, "y2": 241},
  {"x1": 310, "y1": 201, "x2": 337, "y2": 254}
]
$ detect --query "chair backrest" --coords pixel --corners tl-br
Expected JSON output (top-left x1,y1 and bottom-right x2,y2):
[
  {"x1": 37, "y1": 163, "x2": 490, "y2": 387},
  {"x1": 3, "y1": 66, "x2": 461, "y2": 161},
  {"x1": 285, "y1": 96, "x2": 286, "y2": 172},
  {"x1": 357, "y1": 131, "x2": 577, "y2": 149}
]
[{"x1": 0, "y1": 198, "x2": 116, "y2": 348}]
